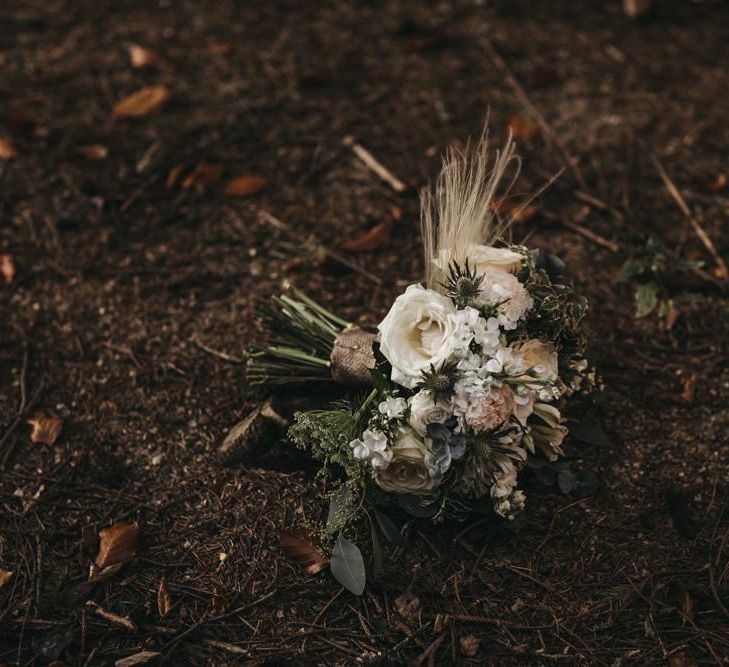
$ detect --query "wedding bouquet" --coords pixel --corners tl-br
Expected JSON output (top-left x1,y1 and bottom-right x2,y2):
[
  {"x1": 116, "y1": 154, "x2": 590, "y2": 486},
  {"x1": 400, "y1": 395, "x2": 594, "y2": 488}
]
[{"x1": 247, "y1": 131, "x2": 598, "y2": 592}]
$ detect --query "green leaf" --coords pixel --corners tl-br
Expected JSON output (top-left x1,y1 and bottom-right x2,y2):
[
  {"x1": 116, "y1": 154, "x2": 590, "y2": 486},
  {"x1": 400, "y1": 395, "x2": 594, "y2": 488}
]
[
  {"x1": 374, "y1": 510, "x2": 406, "y2": 547},
  {"x1": 327, "y1": 486, "x2": 351, "y2": 531},
  {"x1": 635, "y1": 282, "x2": 658, "y2": 318},
  {"x1": 569, "y1": 416, "x2": 612, "y2": 448},
  {"x1": 330, "y1": 536, "x2": 366, "y2": 595},
  {"x1": 619, "y1": 258, "x2": 644, "y2": 279},
  {"x1": 545, "y1": 253, "x2": 566, "y2": 278}
]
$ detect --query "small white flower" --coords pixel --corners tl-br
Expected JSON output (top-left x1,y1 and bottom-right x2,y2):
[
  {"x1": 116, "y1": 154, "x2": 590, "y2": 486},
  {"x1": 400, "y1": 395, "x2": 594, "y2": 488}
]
[
  {"x1": 378, "y1": 396, "x2": 408, "y2": 420},
  {"x1": 473, "y1": 316, "x2": 501, "y2": 354},
  {"x1": 474, "y1": 269, "x2": 533, "y2": 330},
  {"x1": 349, "y1": 429, "x2": 392, "y2": 468}
]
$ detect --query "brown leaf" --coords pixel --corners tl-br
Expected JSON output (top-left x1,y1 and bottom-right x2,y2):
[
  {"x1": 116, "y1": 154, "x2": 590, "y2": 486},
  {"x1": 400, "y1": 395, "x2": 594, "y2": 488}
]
[
  {"x1": 27, "y1": 413, "x2": 63, "y2": 445},
  {"x1": 508, "y1": 116, "x2": 539, "y2": 142},
  {"x1": 706, "y1": 173, "x2": 727, "y2": 192},
  {"x1": 624, "y1": 0, "x2": 652, "y2": 18},
  {"x1": 277, "y1": 528, "x2": 328, "y2": 575},
  {"x1": 127, "y1": 44, "x2": 170, "y2": 72},
  {"x1": 77, "y1": 144, "x2": 109, "y2": 160},
  {"x1": 0, "y1": 569, "x2": 13, "y2": 590},
  {"x1": 680, "y1": 590, "x2": 694, "y2": 621},
  {"x1": 0, "y1": 137, "x2": 18, "y2": 160},
  {"x1": 394, "y1": 589, "x2": 421, "y2": 622},
  {"x1": 115, "y1": 652, "x2": 160, "y2": 667},
  {"x1": 223, "y1": 174, "x2": 267, "y2": 197},
  {"x1": 206, "y1": 41, "x2": 233, "y2": 55},
  {"x1": 341, "y1": 222, "x2": 391, "y2": 252},
  {"x1": 181, "y1": 162, "x2": 223, "y2": 191},
  {"x1": 668, "y1": 651, "x2": 697, "y2": 667},
  {"x1": 157, "y1": 576, "x2": 172, "y2": 618},
  {"x1": 112, "y1": 85, "x2": 170, "y2": 119},
  {"x1": 165, "y1": 164, "x2": 186, "y2": 190},
  {"x1": 95, "y1": 522, "x2": 139, "y2": 569},
  {"x1": 492, "y1": 198, "x2": 538, "y2": 223},
  {"x1": 459, "y1": 634, "x2": 481, "y2": 658},
  {"x1": 1, "y1": 255, "x2": 15, "y2": 285},
  {"x1": 680, "y1": 372, "x2": 700, "y2": 405}
]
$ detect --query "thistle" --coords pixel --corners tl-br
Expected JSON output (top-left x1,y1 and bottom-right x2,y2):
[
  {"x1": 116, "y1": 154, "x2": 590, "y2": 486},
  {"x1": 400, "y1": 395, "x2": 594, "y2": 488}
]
[
  {"x1": 417, "y1": 362, "x2": 459, "y2": 399},
  {"x1": 441, "y1": 260, "x2": 484, "y2": 309}
]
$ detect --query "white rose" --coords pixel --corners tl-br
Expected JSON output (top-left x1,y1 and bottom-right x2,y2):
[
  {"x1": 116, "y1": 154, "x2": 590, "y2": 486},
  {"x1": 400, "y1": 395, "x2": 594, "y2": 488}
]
[
  {"x1": 407, "y1": 390, "x2": 452, "y2": 436},
  {"x1": 433, "y1": 244, "x2": 524, "y2": 275},
  {"x1": 377, "y1": 284, "x2": 461, "y2": 389},
  {"x1": 373, "y1": 428, "x2": 442, "y2": 494},
  {"x1": 518, "y1": 340, "x2": 559, "y2": 379}
]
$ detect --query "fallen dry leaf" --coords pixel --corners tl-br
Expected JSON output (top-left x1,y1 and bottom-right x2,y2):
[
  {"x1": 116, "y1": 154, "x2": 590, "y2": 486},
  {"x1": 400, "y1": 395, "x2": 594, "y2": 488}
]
[
  {"x1": 277, "y1": 528, "x2": 328, "y2": 575},
  {"x1": 0, "y1": 137, "x2": 18, "y2": 160},
  {"x1": 706, "y1": 173, "x2": 727, "y2": 192},
  {"x1": 680, "y1": 372, "x2": 700, "y2": 404},
  {"x1": 341, "y1": 222, "x2": 391, "y2": 252},
  {"x1": 459, "y1": 634, "x2": 481, "y2": 658},
  {"x1": 157, "y1": 576, "x2": 172, "y2": 617},
  {"x1": 0, "y1": 569, "x2": 13, "y2": 590},
  {"x1": 224, "y1": 174, "x2": 267, "y2": 197},
  {"x1": 166, "y1": 164, "x2": 186, "y2": 190},
  {"x1": 492, "y1": 198, "x2": 538, "y2": 223},
  {"x1": 95, "y1": 522, "x2": 139, "y2": 569},
  {"x1": 624, "y1": 0, "x2": 651, "y2": 18},
  {"x1": 115, "y1": 652, "x2": 160, "y2": 667},
  {"x1": 394, "y1": 589, "x2": 421, "y2": 622},
  {"x1": 112, "y1": 85, "x2": 170, "y2": 119},
  {"x1": 206, "y1": 41, "x2": 233, "y2": 55},
  {"x1": 1, "y1": 255, "x2": 15, "y2": 285},
  {"x1": 27, "y1": 413, "x2": 63, "y2": 445},
  {"x1": 508, "y1": 116, "x2": 539, "y2": 142},
  {"x1": 181, "y1": 162, "x2": 223, "y2": 191},
  {"x1": 127, "y1": 44, "x2": 170, "y2": 71},
  {"x1": 77, "y1": 144, "x2": 109, "y2": 160}
]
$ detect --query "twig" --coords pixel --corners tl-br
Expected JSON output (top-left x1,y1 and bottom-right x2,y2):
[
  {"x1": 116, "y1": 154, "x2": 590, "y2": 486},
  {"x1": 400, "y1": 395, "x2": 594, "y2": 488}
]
[
  {"x1": 201, "y1": 639, "x2": 249, "y2": 656},
  {"x1": 192, "y1": 337, "x2": 245, "y2": 364},
  {"x1": 343, "y1": 136, "x2": 406, "y2": 193},
  {"x1": 541, "y1": 210, "x2": 620, "y2": 253},
  {"x1": 258, "y1": 209, "x2": 383, "y2": 284},
  {"x1": 647, "y1": 149, "x2": 729, "y2": 282},
  {"x1": 479, "y1": 37, "x2": 589, "y2": 191}
]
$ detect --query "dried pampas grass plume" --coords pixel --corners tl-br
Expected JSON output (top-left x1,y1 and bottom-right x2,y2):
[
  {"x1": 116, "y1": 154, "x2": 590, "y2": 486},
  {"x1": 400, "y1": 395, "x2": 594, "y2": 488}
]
[{"x1": 421, "y1": 127, "x2": 520, "y2": 289}]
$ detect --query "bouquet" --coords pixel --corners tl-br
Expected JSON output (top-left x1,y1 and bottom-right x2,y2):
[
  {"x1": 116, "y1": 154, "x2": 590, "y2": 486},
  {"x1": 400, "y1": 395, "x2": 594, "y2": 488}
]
[{"x1": 247, "y1": 130, "x2": 599, "y2": 593}]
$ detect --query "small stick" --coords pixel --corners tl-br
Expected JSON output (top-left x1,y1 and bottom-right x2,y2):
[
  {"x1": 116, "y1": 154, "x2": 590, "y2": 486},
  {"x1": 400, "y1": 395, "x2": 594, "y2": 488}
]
[
  {"x1": 201, "y1": 639, "x2": 249, "y2": 655},
  {"x1": 343, "y1": 136, "x2": 407, "y2": 193},
  {"x1": 541, "y1": 210, "x2": 620, "y2": 253},
  {"x1": 648, "y1": 150, "x2": 728, "y2": 281},
  {"x1": 480, "y1": 37, "x2": 589, "y2": 192},
  {"x1": 192, "y1": 337, "x2": 245, "y2": 364},
  {"x1": 258, "y1": 209, "x2": 383, "y2": 285}
]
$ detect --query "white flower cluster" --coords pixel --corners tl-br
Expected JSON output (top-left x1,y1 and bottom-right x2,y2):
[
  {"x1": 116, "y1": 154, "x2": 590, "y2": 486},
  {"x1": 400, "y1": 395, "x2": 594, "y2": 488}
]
[{"x1": 346, "y1": 245, "x2": 585, "y2": 519}]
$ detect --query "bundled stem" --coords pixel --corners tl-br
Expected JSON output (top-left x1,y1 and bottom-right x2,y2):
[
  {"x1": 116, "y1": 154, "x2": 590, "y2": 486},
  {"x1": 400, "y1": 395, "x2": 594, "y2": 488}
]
[{"x1": 246, "y1": 290, "x2": 352, "y2": 385}]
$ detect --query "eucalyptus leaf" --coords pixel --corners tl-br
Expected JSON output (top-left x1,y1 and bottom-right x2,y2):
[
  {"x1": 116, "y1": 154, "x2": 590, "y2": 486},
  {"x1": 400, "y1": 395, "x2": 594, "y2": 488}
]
[
  {"x1": 545, "y1": 253, "x2": 566, "y2": 278},
  {"x1": 569, "y1": 416, "x2": 612, "y2": 448},
  {"x1": 635, "y1": 282, "x2": 658, "y2": 318},
  {"x1": 330, "y1": 536, "x2": 366, "y2": 595},
  {"x1": 374, "y1": 510, "x2": 406, "y2": 547},
  {"x1": 558, "y1": 469, "x2": 576, "y2": 494}
]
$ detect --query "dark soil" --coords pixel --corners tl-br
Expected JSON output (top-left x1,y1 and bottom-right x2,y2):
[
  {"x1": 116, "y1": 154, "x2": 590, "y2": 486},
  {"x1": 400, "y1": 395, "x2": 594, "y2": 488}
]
[{"x1": 1, "y1": 1, "x2": 728, "y2": 664}]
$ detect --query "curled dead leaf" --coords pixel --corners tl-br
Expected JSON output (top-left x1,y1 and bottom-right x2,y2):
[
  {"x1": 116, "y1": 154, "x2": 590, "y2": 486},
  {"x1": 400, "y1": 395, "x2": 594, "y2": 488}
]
[
  {"x1": 341, "y1": 221, "x2": 391, "y2": 253},
  {"x1": 77, "y1": 144, "x2": 109, "y2": 160},
  {"x1": 1, "y1": 255, "x2": 16, "y2": 285},
  {"x1": 95, "y1": 521, "x2": 139, "y2": 569},
  {"x1": 157, "y1": 576, "x2": 172, "y2": 618},
  {"x1": 0, "y1": 137, "x2": 18, "y2": 160},
  {"x1": 113, "y1": 85, "x2": 170, "y2": 119},
  {"x1": 277, "y1": 528, "x2": 328, "y2": 575},
  {"x1": 224, "y1": 174, "x2": 267, "y2": 197},
  {"x1": 508, "y1": 116, "x2": 539, "y2": 142},
  {"x1": 0, "y1": 569, "x2": 13, "y2": 590},
  {"x1": 181, "y1": 163, "x2": 223, "y2": 191},
  {"x1": 27, "y1": 413, "x2": 63, "y2": 445}
]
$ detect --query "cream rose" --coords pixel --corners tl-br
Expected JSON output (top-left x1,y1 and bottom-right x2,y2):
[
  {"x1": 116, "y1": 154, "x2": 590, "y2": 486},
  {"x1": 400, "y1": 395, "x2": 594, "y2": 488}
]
[
  {"x1": 373, "y1": 428, "x2": 441, "y2": 494},
  {"x1": 408, "y1": 390, "x2": 452, "y2": 436},
  {"x1": 518, "y1": 340, "x2": 559, "y2": 379},
  {"x1": 377, "y1": 284, "x2": 461, "y2": 389},
  {"x1": 434, "y1": 244, "x2": 524, "y2": 275}
]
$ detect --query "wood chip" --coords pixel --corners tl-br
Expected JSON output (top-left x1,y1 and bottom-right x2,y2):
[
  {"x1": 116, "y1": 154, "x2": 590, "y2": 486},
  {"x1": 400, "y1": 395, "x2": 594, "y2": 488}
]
[
  {"x1": 26, "y1": 413, "x2": 63, "y2": 445},
  {"x1": 0, "y1": 137, "x2": 18, "y2": 159},
  {"x1": 95, "y1": 521, "x2": 139, "y2": 569},
  {"x1": 113, "y1": 85, "x2": 170, "y2": 119},
  {"x1": 157, "y1": 576, "x2": 172, "y2": 618},
  {"x1": 0, "y1": 255, "x2": 15, "y2": 285},
  {"x1": 341, "y1": 221, "x2": 391, "y2": 252},
  {"x1": 223, "y1": 174, "x2": 267, "y2": 197}
]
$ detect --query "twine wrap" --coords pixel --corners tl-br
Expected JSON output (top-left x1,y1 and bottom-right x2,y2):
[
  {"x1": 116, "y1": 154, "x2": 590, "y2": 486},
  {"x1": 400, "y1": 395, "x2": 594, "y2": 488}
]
[{"x1": 330, "y1": 327, "x2": 377, "y2": 386}]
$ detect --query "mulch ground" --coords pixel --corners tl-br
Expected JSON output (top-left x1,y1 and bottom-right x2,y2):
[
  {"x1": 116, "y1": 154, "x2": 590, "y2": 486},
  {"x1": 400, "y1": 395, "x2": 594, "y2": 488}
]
[{"x1": 1, "y1": 1, "x2": 728, "y2": 664}]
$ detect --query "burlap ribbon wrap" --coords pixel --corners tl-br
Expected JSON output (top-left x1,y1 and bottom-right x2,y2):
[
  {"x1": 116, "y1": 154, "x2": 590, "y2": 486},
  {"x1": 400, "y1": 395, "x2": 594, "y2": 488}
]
[{"x1": 330, "y1": 326, "x2": 377, "y2": 386}]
